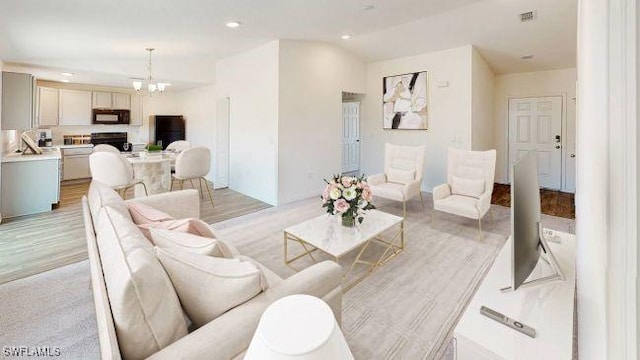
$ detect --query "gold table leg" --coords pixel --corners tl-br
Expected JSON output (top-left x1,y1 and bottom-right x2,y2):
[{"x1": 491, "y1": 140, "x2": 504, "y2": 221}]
[{"x1": 284, "y1": 232, "x2": 319, "y2": 265}]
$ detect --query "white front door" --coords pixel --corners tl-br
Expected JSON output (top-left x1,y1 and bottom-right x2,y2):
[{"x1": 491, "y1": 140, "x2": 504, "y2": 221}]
[
  {"x1": 215, "y1": 97, "x2": 230, "y2": 188},
  {"x1": 342, "y1": 102, "x2": 360, "y2": 173},
  {"x1": 508, "y1": 96, "x2": 563, "y2": 189}
]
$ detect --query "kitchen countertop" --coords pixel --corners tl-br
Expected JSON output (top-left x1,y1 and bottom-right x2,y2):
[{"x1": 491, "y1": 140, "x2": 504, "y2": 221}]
[{"x1": 1, "y1": 148, "x2": 62, "y2": 163}]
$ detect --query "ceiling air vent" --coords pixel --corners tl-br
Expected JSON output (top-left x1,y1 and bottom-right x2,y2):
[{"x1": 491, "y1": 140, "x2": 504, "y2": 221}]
[{"x1": 520, "y1": 11, "x2": 536, "y2": 22}]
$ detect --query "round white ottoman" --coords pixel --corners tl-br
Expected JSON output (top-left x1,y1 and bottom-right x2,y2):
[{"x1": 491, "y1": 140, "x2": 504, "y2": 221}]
[{"x1": 245, "y1": 294, "x2": 353, "y2": 359}]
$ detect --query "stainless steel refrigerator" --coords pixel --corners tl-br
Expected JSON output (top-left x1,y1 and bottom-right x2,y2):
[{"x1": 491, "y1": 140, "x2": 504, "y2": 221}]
[{"x1": 149, "y1": 115, "x2": 185, "y2": 149}]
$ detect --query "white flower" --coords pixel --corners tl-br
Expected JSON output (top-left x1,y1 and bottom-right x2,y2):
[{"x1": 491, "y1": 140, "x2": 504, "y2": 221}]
[
  {"x1": 358, "y1": 199, "x2": 368, "y2": 209},
  {"x1": 329, "y1": 187, "x2": 342, "y2": 200},
  {"x1": 343, "y1": 186, "x2": 357, "y2": 201}
]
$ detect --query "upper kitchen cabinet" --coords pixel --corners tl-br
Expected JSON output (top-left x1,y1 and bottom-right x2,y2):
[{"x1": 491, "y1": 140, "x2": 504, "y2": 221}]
[
  {"x1": 59, "y1": 89, "x2": 92, "y2": 126},
  {"x1": 1, "y1": 72, "x2": 35, "y2": 130},
  {"x1": 37, "y1": 87, "x2": 59, "y2": 126},
  {"x1": 112, "y1": 93, "x2": 131, "y2": 110},
  {"x1": 92, "y1": 91, "x2": 112, "y2": 109},
  {"x1": 130, "y1": 94, "x2": 144, "y2": 126},
  {"x1": 92, "y1": 91, "x2": 131, "y2": 110}
]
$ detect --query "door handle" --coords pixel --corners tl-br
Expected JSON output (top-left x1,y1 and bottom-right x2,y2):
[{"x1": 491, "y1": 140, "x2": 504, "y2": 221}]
[
  {"x1": 570, "y1": 154, "x2": 575, "y2": 158},
  {"x1": 555, "y1": 145, "x2": 561, "y2": 149},
  {"x1": 356, "y1": 139, "x2": 360, "y2": 142}
]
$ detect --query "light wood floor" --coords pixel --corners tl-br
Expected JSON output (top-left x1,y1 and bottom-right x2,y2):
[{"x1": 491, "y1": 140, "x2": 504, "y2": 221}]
[{"x1": 0, "y1": 181, "x2": 270, "y2": 285}]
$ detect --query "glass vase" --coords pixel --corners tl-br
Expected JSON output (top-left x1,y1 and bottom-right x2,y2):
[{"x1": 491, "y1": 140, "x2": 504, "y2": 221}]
[{"x1": 341, "y1": 215, "x2": 356, "y2": 227}]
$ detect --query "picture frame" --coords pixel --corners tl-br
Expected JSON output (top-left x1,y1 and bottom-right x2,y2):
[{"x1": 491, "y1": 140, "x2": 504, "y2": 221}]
[{"x1": 382, "y1": 71, "x2": 428, "y2": 130}]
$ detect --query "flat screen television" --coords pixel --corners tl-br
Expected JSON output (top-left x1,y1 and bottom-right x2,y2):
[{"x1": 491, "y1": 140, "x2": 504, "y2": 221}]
[{"x1": 510, "y1": 150, "x2": 565, "y2": 291}]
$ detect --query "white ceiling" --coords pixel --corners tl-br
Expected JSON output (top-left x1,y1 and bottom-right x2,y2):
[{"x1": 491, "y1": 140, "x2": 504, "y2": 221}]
[{"x1": 0, "y1": 0, "x2": 576, "y2": 90}]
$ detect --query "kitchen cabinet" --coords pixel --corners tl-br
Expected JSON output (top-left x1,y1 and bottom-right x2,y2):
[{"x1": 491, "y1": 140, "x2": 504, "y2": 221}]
[
  {"x1": 1, "y1": 72, "x2": 35, "y2": 130},
  {"x1": 59, "y1": 89, "x2": 92, "y2": 126},
  {"x1": 92, "y1": 91, "x2": 131, "y2": 110},
  {"x1": 1, "y1": 157, "x2": 60, "y2": 218},
  {"x1": 92, "y1": 91, "x2": 112, "y2": 109},
  {"x1": 112, "y1": 93, "x2": 131, "y2": 110},
  {"x1": 130, "y1": 94, "x2": 144, "y2": 126},
  {"x1": 37, "y1": 87, "x2": 59, "y2": 126},
  {"x1": 61, "y1": 147, "x2": 92, "y2": 180}
]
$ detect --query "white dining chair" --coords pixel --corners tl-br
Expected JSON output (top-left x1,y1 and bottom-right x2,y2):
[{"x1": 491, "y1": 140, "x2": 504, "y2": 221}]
[
  {"x1": 171, "y1": 146, "x2": 214, "y2": 207},
  {"x1": 166, "y1": 140, "x2": 191, "y2": 152},
  {"x1": 89, "y1": 152, "x2": 148, "y2": 199},
  {"x1": 93, "y1": 144, "x2": 121, "y2": 154}
]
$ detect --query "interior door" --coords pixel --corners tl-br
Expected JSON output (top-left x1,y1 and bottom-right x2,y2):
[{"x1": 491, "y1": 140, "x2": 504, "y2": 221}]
[
  {"x1": 215, "y1": 97, "x2": 230, "y2": 188},
  {"x1": 508, "y1": 96, "x2": 563, "y2": 189},
  {"x1": 342, "y1": 102, "x2": 360, "y2": 173}
]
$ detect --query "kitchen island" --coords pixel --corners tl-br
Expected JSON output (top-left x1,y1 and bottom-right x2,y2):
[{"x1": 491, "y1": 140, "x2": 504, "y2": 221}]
[{"x1": 1, "y1": 148, "x2": 61, "y2": 221}]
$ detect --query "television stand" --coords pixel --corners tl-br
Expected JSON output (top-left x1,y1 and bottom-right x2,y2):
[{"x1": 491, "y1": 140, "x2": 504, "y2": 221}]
[
  {"x1": 453, "y1": 230, "x2": 576, "y2": 360},
  {"x1": 500, "y1": 223, "x2": 566, "y2": 292}
]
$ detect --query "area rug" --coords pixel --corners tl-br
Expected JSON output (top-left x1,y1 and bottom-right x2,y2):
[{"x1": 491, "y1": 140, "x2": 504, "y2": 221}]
[{"x1": 0, "y1": 194, "x2": 574, "y2": 359}]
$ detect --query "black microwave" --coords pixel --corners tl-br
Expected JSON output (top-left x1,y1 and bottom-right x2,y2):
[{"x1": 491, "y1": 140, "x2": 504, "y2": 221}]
[{"x1": 93, "y1": 109, "x2": 130, "y2": 125}]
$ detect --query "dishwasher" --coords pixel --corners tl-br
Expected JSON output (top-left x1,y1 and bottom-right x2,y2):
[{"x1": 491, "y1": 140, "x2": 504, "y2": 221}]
[{"x1": 62, "y1": 147, "x2": 93, "y2": 180}]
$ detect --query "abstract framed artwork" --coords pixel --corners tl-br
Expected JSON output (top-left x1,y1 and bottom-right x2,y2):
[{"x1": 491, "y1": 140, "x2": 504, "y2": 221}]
[{"x1": 382, "y1": 71, "x2": 428, "y2": 130}]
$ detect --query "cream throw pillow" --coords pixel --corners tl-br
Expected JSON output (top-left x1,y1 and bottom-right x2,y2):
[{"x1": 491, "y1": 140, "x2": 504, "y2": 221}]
[
  {"x1": 155, "y1": 247, "x2": 267, "y2": 328},
  {"x1": 149, "y1": 228, "x2": 227, "y2": 258},
  {"x1": 386, "y1": 168, "x2": 416, "y2": 185},
  {"x1": 97, "y1": 206, "x2": 188, "y2": 360},
  {"x1": 451, "y1": 176, "x2": 485, "y2": 199},
  {"x1": 128, "y1": 202, "x2": 175, "y2": 225}
]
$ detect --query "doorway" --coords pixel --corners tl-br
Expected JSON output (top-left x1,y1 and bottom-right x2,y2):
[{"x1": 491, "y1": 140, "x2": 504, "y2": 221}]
[
  {"x1": 341, "y1": 101, "x2": 360, "y2": 174},
  {"x1": 508, "y1": 96, "x2": 563, "y2": 190},
  {"x1": 215, "y1": 97, "x2": 230, "y2": 188}
]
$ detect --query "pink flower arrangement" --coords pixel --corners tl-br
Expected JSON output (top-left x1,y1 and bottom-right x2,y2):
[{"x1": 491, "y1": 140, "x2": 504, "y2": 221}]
[{"x1": 321, "y1": 174, "x2": 376, "y2": 225}]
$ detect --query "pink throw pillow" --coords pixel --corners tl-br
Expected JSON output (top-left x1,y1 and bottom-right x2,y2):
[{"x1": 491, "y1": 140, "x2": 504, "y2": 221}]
[
  {"x1": 138, "y1": 218, "x2": 216, "y2": 242},
  {"x1": 128, "y1": 202, "x2": 175, "y2": 225}
]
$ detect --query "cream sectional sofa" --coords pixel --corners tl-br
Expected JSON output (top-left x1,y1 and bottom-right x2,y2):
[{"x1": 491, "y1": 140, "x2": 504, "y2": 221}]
[{"x1": 82, "y1": 181, "x2": 343, "y2": 360}]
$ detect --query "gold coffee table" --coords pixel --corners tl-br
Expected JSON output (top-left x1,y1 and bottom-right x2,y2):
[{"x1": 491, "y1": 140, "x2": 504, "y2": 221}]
[{"x1": 284, "y1": 210, "x2": 405, "y2": 291}]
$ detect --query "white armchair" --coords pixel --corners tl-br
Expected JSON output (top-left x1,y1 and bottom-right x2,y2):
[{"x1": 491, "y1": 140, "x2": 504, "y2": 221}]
[
  {"x1": 367, "y1": 143, "x2": 426, "y2": 217},
  {"x1": 432, "y1": 147, "x2": 496, "y2": 238}
]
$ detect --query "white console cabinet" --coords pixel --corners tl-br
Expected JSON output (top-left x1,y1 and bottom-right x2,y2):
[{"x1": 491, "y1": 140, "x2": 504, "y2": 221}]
[{"x1": 453, "y1": 231, "x2": 576, "y2": 360}]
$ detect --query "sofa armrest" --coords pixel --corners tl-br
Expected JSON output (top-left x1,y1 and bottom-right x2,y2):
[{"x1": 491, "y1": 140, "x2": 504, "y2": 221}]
[
  {"x1": 367, "y1": 173, "x2": 386, "y2": 186},
  {"x1": 403, "y1": 179, "x2": 422, "y2": 198},
  {"x1": 126, "y1": 189, "x2": 200, "y2": 219},
  {"x1": 149, "y1": 261, "x2": 342, "y2": 360},
  {"x1": 433, "y1": 183, "x2": 451, "y2": 201}
]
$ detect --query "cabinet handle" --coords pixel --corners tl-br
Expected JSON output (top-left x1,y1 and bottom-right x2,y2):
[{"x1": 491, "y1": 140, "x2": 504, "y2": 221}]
[{"x1": 570, "y1": 154, "x2": 576, "y2": 158}]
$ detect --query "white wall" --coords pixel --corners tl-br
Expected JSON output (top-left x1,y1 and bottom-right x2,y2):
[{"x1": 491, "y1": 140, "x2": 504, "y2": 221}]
[
  {"x1": 178, "y1": 84, "x2": 217, "y2": 183},
  {"x1": 360, "y1": 45, "x2": 473, "y2": 192},
  {"x1": 471, "y1": 47, "x2": 495, "y2": 151},
  {"x1": 277, "y1": 40, "x2": 366, "y2": 204},
  {"x1": 575, "y1": 0, "x2": 611, "y2": 358},
  {"x1": 215, "y1": 41, "x2": 280, "y2": 205},
  {"x1": 493, "y1": 68, "x2": 577, "y2": 188}
]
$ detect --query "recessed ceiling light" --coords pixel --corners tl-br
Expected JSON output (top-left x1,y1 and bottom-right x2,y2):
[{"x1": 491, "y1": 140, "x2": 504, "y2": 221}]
[
  {"x1": 226, "y1": 21, "x2": 241, "y2": 28},
  {"x1": 60, "y1": 79, "x2": 70, "y2": 83},
  {"x1": 61, "y1": 72, "x2": 73, "y2": 77},
  {"x1": 521, "y1": 55, "x2": 534, "y2": 60},
  {"x1": 341, "y1": 34, "x2": 351, "y2": 40}
]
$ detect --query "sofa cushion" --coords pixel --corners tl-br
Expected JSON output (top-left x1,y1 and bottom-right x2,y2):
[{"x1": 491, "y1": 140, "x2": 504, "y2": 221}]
[
  {"x1": 149, "y1": 228, "x2": 226, "y2": 257},
  {"x1": 138, "y1": 218, "x2": 215, "y2": 240},
  {"x1": 97, "y1": 205, "x2": 188, "y2": 360},
  {"x1": 128, "y1": 202, "x2": 175, "y2": 225},
  {"x1": 155, "y1": 247, "x2": 267, "y2": 328},
  {"x1": 451, "y1": 176, "x2": 485, "y2": 199},
  {"x1": 386, "y1": 168, "x2": 415, "y2": 185},
  {"x1": 87, "y1": 181, "x2": 127, "y2": 222}
]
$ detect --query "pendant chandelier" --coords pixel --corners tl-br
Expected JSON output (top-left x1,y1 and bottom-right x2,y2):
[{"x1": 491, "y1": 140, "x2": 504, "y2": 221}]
[{"x1": 132, "y1": 48, "x2": 169, "y2": 95}]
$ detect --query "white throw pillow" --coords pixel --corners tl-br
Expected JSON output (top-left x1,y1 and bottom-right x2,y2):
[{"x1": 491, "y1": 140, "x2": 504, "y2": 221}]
[
  {"x1": 386, "y1": 168, "x2": 416, "y2": 185},
  {"x1": 149, "y1": 228, "x2": 227, "y2": 258},
  {"x1": 97, "y1": 206, "x2": 188, "y2": 360},
  {"x1": 155, "y1": 247, "x2": 267, "y2": 328},
  {"x1": 451, "y1": 176, "x2": 485, "y2": 199}
]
